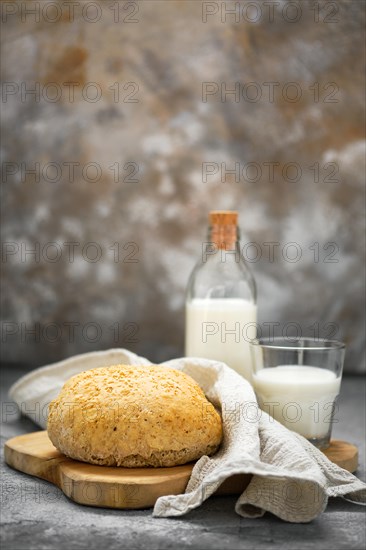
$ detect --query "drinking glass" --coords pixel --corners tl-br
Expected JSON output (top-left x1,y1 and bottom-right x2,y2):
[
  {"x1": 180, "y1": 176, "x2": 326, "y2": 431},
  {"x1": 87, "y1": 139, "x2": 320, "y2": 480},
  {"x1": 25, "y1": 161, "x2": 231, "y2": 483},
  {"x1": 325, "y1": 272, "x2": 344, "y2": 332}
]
[{"x1": 250, "y1": 337, "x2": 346, "y2": 449}]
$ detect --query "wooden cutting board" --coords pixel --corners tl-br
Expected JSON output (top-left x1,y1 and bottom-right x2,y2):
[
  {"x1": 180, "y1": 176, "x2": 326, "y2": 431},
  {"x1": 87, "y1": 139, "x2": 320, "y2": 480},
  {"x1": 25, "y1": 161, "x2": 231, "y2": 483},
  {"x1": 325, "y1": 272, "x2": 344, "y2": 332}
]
[
  {"x1": 4, "y1": 431, "x2": 251, "y2": 509},
  {"x1": 4, "y1": 431, "x2": 358, "y2": 510}
]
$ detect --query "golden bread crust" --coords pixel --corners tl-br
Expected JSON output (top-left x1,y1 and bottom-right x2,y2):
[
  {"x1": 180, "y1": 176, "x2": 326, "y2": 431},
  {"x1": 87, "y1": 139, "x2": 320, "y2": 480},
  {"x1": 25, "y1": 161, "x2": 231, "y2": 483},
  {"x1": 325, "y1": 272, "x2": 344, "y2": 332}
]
[{"x1": 47, "y1": 364, "x2": 222, "y2": 467}]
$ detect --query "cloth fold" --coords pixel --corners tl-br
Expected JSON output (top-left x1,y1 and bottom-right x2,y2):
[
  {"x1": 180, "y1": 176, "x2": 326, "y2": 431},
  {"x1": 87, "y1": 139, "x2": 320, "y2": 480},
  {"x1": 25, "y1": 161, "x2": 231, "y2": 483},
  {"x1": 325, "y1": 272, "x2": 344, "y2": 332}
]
[{"x1": 8, "y1": 348, "x2": 366, "y2": 522}]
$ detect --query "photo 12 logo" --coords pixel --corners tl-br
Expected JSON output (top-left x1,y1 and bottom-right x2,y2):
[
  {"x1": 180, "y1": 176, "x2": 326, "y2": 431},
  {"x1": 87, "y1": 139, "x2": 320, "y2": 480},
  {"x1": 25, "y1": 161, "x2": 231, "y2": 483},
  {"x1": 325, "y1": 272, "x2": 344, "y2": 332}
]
[
  {"x1": 202, "y1": 81, "x2": 340, "y2": 104},
  {"x1": 201, "y1": 1, "x2": 340, "y2": 24},
  {"x1": 199, "y1": 320, "x2": 339, "y2": 344},
  {"x1": 1, "y1": 1, "x2": 140, "y2": 24},
  {"x1": 1, "y1": 241, "x2": 140, "y2": 264},
  {"x1": 201, "y1": 240, "x2": 340, "y2": 264},
  {"x1": 1, "y1": 320, "x2": 140, "y2": 345},
  {"x1": 202, "y1": 161, "x2": 340, "y2": 184},
  {"x1": 1, "y1": 81, "x2": 140, "y2": 104},
  {"x1": 2, "y1": 161, "x2": 140, "y2": 184}
]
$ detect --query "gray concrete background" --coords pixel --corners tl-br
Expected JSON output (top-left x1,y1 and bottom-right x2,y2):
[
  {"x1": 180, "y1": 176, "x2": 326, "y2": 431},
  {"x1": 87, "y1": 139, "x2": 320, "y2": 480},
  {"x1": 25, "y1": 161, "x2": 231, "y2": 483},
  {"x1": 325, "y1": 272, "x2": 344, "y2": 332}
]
[
  {"x1": 1, "y1": 0, "x2": 365, "y2": 371},
  {"x1": 1, "y1": 365, "x2": 365, "y2": 550}
]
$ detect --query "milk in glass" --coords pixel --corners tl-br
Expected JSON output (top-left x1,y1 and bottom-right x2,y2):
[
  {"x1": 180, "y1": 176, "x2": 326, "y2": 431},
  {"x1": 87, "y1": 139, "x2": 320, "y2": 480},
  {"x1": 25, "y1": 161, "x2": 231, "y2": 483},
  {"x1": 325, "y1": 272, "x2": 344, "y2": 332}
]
[{"x1": 253, "y1": 365, "x2": 341, "y2": 439}]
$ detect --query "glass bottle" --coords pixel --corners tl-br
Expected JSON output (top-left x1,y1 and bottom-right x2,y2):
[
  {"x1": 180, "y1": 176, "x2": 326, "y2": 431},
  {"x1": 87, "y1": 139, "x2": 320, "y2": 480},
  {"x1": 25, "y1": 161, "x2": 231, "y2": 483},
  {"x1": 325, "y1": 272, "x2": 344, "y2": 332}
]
[{"x1": 185, "y1": 210, "x2": 257, "y2": 381}]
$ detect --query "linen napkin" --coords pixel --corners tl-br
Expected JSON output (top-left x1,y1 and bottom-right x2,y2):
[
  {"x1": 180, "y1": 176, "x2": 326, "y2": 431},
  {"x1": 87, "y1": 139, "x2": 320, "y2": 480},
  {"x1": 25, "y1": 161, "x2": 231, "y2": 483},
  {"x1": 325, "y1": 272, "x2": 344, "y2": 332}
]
[{"x1": 8, "y1": 348, "x2": 366, "y2": 522}]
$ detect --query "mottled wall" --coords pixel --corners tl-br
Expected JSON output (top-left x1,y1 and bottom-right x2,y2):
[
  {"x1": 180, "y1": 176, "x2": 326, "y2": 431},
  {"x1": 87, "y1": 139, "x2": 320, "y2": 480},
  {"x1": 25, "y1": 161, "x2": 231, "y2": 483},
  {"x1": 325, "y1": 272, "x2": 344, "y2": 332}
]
[{"x1": 1, "y1": 0, "x2": 365, "y2": 371}]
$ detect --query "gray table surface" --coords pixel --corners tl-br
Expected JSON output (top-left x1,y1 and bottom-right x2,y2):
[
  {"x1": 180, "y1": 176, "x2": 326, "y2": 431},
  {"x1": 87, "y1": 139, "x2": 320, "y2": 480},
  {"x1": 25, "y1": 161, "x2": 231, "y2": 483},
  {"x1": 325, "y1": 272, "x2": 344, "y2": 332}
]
[{"x1": 1, "y1": 365, "x2": 365, "y2": 550}]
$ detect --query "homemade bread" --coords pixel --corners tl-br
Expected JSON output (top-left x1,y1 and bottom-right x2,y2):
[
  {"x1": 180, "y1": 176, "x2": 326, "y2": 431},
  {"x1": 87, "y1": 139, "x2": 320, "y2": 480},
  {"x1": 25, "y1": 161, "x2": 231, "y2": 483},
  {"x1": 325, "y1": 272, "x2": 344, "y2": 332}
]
[{"x1": 47, "y1": 364, "x2": 222, "y2": 467}]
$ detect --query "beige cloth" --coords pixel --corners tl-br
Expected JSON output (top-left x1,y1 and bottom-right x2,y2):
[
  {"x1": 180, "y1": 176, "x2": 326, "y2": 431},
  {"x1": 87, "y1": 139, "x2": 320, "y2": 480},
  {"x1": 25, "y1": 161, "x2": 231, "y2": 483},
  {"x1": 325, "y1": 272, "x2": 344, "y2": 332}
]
[{"x1": 9, "y1": 349, "x2": 366, "y2": 522}]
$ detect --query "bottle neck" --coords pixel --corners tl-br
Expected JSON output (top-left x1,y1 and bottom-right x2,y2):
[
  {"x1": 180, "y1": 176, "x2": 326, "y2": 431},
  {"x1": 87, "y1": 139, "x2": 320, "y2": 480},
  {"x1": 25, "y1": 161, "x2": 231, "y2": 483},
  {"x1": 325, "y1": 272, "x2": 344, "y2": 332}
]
[{"x1": 208, "y1": 224, "x2": 239, "y2": 251}]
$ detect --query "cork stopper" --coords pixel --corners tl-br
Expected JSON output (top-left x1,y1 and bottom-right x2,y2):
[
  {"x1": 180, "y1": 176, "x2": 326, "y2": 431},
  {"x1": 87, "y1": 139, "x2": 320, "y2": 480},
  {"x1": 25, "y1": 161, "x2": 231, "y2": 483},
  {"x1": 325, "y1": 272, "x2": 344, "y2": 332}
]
[
  {"x1": 209, "y1": 210, "x2": 238, "y2": 249},
  {"x1": 209, "y1": 211, "x2": 238, "y2": 227}
]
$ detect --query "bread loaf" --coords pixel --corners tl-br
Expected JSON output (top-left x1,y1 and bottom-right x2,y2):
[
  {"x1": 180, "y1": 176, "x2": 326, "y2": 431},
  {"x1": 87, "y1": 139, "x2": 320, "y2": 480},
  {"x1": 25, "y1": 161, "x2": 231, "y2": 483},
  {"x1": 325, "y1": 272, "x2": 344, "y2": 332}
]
[{"x1": 47, "y1": 364, "x2": 222, "y2": 467}]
